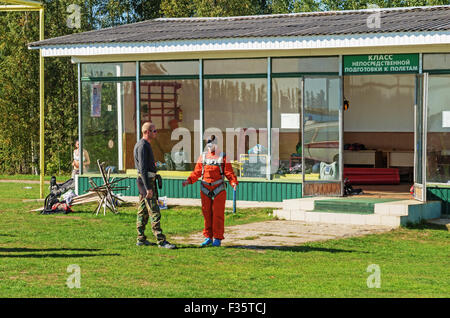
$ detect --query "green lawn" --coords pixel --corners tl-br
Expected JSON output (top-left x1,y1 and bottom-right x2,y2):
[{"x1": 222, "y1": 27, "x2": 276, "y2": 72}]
[
  {"x1": 0, "y1": 174, "x2": 71, "y2": 181},
  {"x1": 0, "y1": 182, "x2": 449, "y2": 298}
]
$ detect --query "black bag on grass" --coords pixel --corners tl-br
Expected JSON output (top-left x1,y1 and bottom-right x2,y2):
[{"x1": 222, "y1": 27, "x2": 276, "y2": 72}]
[{"x1": 41, "y1": 176, "x2": 75, "y2": 214}]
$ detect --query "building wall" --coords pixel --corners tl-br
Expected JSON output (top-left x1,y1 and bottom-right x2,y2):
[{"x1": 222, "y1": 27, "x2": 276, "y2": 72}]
[
  {"x1": 427, "y1": 186, "x2": 450, "y2": 215},
  {"x1": 77, "y1": 50, "x2": 450, "y2": 201},
  {"x1": 77, "y1": 176, "x2": 450, "y2": 210}
]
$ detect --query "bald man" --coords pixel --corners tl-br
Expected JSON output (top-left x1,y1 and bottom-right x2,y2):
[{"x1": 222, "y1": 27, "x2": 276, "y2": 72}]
[{"x1": 134, "y1": 122, "x2": 176, "y2": 249}]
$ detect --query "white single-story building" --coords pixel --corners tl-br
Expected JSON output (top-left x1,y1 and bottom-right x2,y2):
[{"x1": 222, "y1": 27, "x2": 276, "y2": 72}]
[{"x1": 29, "y1": 6, "x2": 450, "y2": 221}]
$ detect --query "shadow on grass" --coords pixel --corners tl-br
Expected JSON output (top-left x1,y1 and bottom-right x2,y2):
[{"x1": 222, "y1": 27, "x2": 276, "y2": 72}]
[
  {"x1": 167, "y1": 205, "x2": 200, "y2": 209},
  {"x1": 0, "y1": 248, "x2": 101, "y2": 253},
  {"x1": 0, "y1": 253, "x2": 120, "y2": 258},
  {"x1": 69, "y1": 210, "x2": 136, "y2": 217},
  {"x1": 0, "y1": 234, "x2": 15, "y2": 237},
  {"x1": 404, "y1": 220, "x2": 449, "y2": 231},
  {"x1": 178, "y1": 245, "x2": 209, "y2": 250},
  {"x1": 226, "y1": 245, "x2": 364, "y2": 253}
]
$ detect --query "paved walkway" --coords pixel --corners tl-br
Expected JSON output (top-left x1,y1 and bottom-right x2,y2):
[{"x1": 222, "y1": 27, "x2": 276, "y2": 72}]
[
  {"x1": 125, "y1": 196, "x2": 395, "y2": 247},
  {"x1": 172, "y1": 220, "x2": 394, "y2": 248}
]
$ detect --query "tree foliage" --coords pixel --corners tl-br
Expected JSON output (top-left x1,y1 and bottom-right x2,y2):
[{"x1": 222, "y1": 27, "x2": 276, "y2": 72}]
[
  {"x1": 0, "y1": 0, "x2": 447, "y2": 174},
  {"x1": 0, "y1": 11, "x2": 40, "y2": 174},
  {"x1": 321, "y1": 0, "x2": 449, "y2": 11},
  {"x1": 0, "y1": 0, "x2": 163, "y2": 175}
]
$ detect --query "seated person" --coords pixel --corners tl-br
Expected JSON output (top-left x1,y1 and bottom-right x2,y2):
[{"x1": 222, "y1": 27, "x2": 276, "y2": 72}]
[{"x1": 72, "y1": 140, "x2": 90, "y2": 178}]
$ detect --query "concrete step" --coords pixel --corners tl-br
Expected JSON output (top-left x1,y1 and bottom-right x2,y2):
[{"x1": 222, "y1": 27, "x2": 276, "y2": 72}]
[
  {"x1": 314, "y1": 199, "x2": 376, "y2": 214},
  {"x1": 391, "y1": 200, "x2": 441, "y2": 224},
  {"x1": 275, "y1": 198, "x2": 442, "y2": 227},
  {"x1": 274, "y1": 209, "x2": 401, "y2": 226},
  {"x1": 374, "y1": 199, "x2": 421, "y2": 216},
  {"x1": 283, "y1": 197, "x2": 394, "y2": 214},
  {"x1": 282, "y1": 197, "x2": 334, "y2": 211}
]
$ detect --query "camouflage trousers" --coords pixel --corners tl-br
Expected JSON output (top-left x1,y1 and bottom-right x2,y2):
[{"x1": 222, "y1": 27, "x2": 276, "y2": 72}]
[{"x1": 136, "y1": 177, "x2": 166, "y2": 244}]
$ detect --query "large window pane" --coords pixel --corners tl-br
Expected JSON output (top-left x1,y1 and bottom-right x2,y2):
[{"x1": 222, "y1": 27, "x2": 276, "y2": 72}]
[
  {"x1": 122, "y1": 82, "x2": 137, "y2": 170},
  {"x1": 272, "y1": 78, "x2": 302, "y2": 177},
  {"x1": 427, "y1": 74, "x2": 450, "y2": 183},
  {"x1": 272, "y1": 57, "x2": 339, "y2": 74},
  {"x1": 303, "y1": 77, "x2": 340, "y2": 181},
  {"x1": 415, "y1": 75, "x2": 424, "y2": 184},
  {"x1": 343, "y1": 74, "x2": 415, "y2": 133},
  {"x1": 141, "y1": 61, "x2": 199, "y2": 76},
  {"x1": 82, "y1": 62, "x2": 136, "y2": 77},
  {"x1": 81, "y1": 81, "x2": 136, "y2": 173},
  {"x1": 423, "y1": 54, "x2": 450, "y2": 71},
  {"x1": 204, "y1": 59, "x2": 267, "y2": 75},
  {"x1": 140, "y1": 79, "x2": 199, "y2": 171},
  {"x1": 204, "y1": 78, "x2": 267, "y2": 178}
]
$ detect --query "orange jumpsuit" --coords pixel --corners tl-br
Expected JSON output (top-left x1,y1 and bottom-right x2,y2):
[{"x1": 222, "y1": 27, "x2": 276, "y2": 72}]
[{"x1": 187, "y1": 150, "x2": 238, "y2": 240}]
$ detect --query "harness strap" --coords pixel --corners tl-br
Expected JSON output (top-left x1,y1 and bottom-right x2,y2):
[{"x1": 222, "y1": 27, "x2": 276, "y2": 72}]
[
  {"x1": 201, "y1": 152, "x2": 225, "y2": 178},
  {"x1": 200, "y1": 182, "x2": 225, "y2": 199},
  {"x1": 201, "y1": 152, "x2": 206, "y2": 177},
  {"x1": 201, "y1": 179, "x2": 223, "y2": 187}
]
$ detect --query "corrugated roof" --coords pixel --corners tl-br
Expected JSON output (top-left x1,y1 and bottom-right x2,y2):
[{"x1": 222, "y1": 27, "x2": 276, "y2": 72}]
[{"x1": 29, "y1": 6, "x2": 450, "y2": 48}]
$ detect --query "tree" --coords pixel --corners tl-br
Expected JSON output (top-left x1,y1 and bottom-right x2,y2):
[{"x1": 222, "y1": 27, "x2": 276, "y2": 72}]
[
  {"x1": 96, "y1": 0, "x2": 162, "y2": 27},
  {"x1": 160, "y1": 0, "x2": 195, "y2": 17},
  {"x1": 161, "y1": 0, "x2": 265, "y2": 17},
  {"x1": 0, "y1": 0, "x2": 97, "y2": 174},
  {"x1": 0, "y1": 0, "x2": 447, "y2": 175},
  {"x1": 321, "y1": 0, "x2": 450, "y2": 11},
  {"x1": 0, "y1": 10, "x2": 40, "y2": 174},
  {"x1": 0, "y1": 0, "x2": 165, "y2": 175},
  {"x1": 194, "y1": 0, "x2": 262, "y2": 17}
]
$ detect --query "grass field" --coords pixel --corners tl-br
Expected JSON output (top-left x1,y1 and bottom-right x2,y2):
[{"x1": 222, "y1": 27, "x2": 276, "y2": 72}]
[
  {"x1": 0, "y1": 174, "x2": 71, "y2": 181},
  {"x1": 0, "y1": 181, "x2": 449, "y2": 298}
]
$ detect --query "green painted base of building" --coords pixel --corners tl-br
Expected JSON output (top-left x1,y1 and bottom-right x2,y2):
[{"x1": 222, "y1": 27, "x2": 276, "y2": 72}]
[
  {"x1": 77, "y1": 176, "x2": 302, "y2": 202},
  {"x1": 77, "y1": 176, "x2": 450, "y2": 211},
  {"x1": 427, "y1": 186, "x2": 450, "y2": 215}
]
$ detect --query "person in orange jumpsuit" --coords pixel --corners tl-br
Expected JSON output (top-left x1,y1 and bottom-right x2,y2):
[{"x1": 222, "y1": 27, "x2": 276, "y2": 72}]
[{"x1": 182, "y1": 135, "x2": 238, "y2": 247}]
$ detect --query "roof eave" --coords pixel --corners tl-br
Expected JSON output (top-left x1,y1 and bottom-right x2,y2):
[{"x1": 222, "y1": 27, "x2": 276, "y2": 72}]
[{"x1": 29, "y1": 31, "x2": 450, "y2": 58}]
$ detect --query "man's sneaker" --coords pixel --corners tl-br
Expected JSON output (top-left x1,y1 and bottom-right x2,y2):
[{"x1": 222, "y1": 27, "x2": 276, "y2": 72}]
[
  {"x1": 136, "y1": 240, "x2": 154, "y2": 246},
  {"x1": 212, "y1": 239, "x2": 221, "y2": 247},
  {"x1": 200, "y1": 237, "x2": 213, "y2": 247},
  {"x1": 159, "y1": 241, "x2": 177, "y2": 249}
]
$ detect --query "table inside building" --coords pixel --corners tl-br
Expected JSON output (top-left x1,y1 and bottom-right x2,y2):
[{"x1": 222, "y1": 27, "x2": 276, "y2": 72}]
[
  {"x1": 344, "y1": 150, "x2": 383, "y2": 167},
  {"x1": 386, "y1": 150, "x2": 414, "y2": 168}
]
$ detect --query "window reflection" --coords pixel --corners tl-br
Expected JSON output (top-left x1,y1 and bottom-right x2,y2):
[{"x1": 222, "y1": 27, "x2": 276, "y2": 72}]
[
  {"x1": 427, "y1": 74, "x2": 450, "y2": 183},
  {"x1": 204, "y1": 59, "x2": 267, "y2": 75},
  {"x1": 271, "y1": 78, "x2": 302, "y2": 177},
  {"x1": 204, "y1": 78, "x2": 268, "y2": 178},
  {"x1": 140, "y1": 79, "x2": 199, "y2": 170},
  {"x1": 140, "y1": 61, "x2": 199, "y2": 76},
  {"x1": 81, "y1": 81, "x2": 137, "y2": 173},
  {"x1": 303, "y1": 77, "x2": 340, "y2": 181},
  {"x1": 82, "y1": 63, "x2": 136, "y2": 77}
]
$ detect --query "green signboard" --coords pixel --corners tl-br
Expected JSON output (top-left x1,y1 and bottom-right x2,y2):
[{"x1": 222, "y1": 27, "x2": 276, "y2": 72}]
[{"x1": 343, "y1": 54, "x2": 419, "y2": 75}]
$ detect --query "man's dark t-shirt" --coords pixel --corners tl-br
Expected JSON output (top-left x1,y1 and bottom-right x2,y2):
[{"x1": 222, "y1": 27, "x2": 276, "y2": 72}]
[{"x1": 134, "y1": 138, "x2": 157, "y2": 192}]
